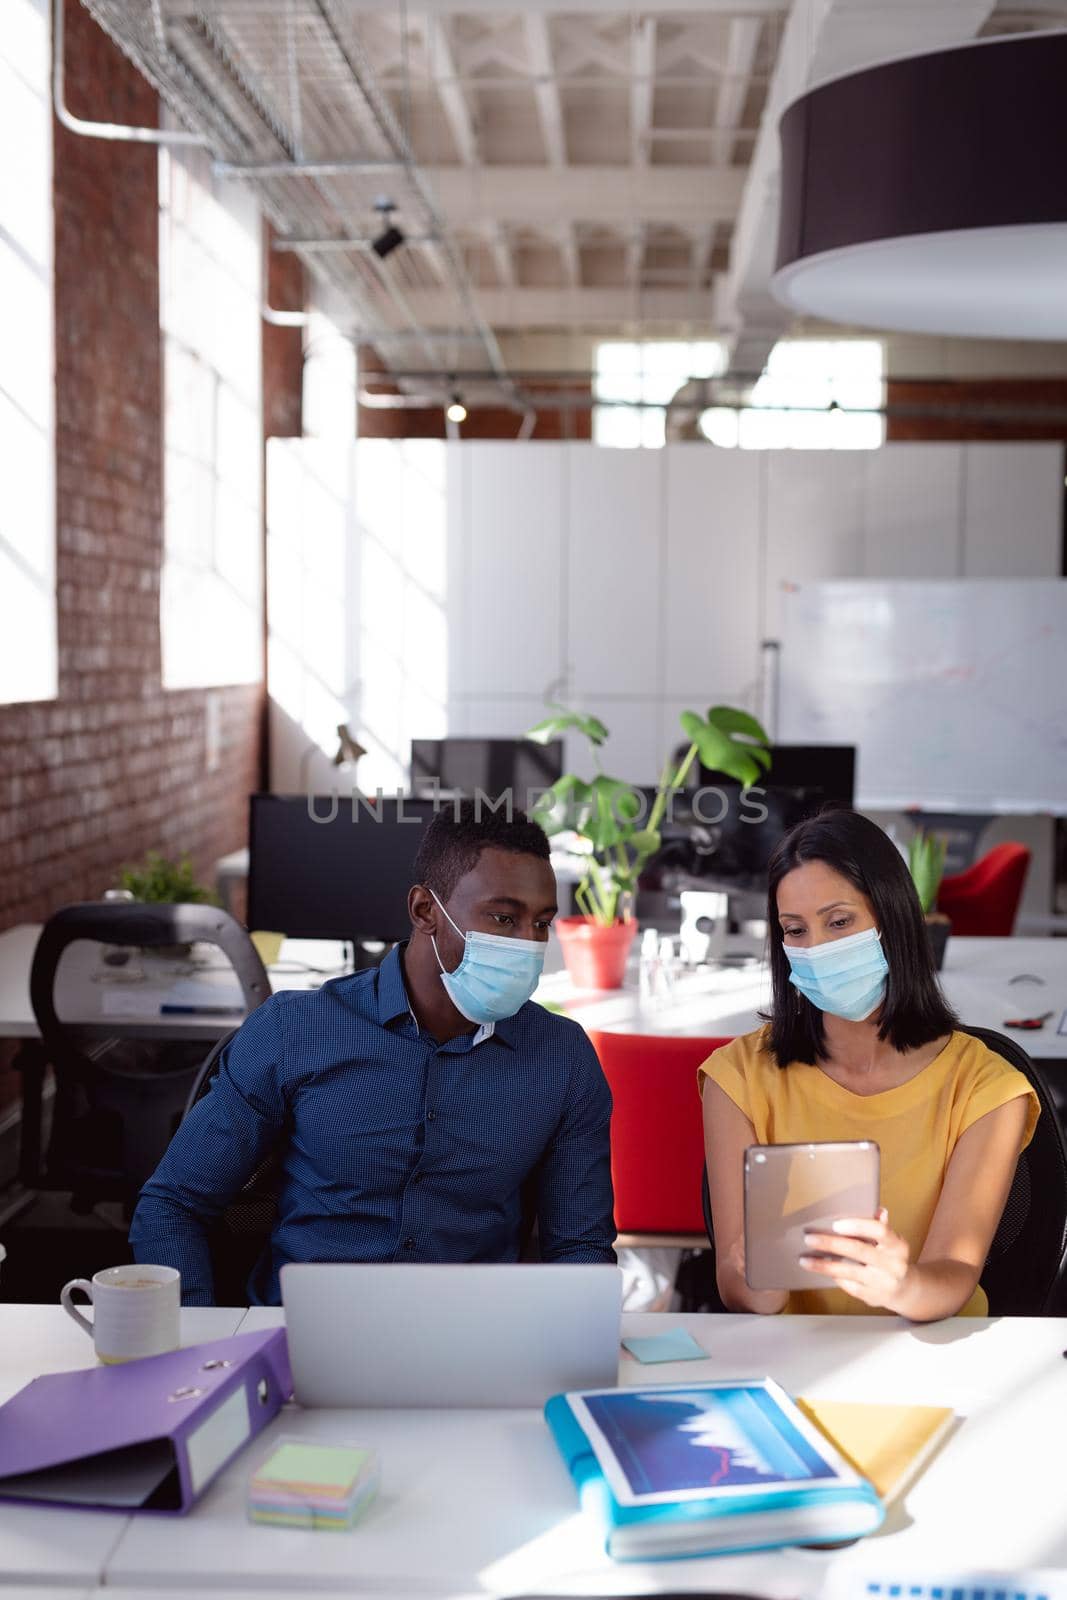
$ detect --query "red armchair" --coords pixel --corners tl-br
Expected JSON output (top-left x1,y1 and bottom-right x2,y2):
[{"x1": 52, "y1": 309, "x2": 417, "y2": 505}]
[
  {"x1": 936, "y1": 842, "x2": 1031, "y2": 937},
  {"x1": 587, "y1": 1030, "x2": 731, "y2": 1244}
]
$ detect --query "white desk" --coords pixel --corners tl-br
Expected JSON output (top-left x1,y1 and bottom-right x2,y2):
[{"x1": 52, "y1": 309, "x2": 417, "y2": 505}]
[
  {"x1": 0, "y1": 926, "x2": 351, "y2": 1044},
  {"x1": 3, "y1": 1306, "x2": 1064, "y2": 1596},
  {"x1": 538, "y1": 934, "x2": 1067, "y2": 1060},
  {"x1": 0, "y1": 1307, "x2": 243, "y2": 1588},
  {"x1": 3, "y1": 921, "x2": 1064, "y2": 1056}
]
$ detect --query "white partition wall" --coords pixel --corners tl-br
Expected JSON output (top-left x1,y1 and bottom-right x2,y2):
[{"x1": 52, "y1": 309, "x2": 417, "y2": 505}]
[
  {"x1": 440, "y1": 440, "x2": 1063, "y2": 785},
  {"x1": 267, "y1": 440, "x2": 1063, "y2": 795}
]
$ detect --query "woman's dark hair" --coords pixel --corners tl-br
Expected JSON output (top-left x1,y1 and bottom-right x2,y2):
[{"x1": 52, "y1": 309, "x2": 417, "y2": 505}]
[{"x1": 764, "y1": 808, "x2": 957, "y2": 1066}]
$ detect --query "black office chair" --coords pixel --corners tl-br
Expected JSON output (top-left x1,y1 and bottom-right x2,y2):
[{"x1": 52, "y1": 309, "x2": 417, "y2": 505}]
[
  {"x1": 181, "y1": 1027, "x2": 284, "y2": 1306},
  {"x1": 966, "y1": 1026, "x2": 1067, "y2": 1316},
  {"x1": 29, "y1": 901, "x2": 269, "y2": 1215},
  {"x1": 698, "y1": 1025, "x2": 1067, "y2": 1317}
]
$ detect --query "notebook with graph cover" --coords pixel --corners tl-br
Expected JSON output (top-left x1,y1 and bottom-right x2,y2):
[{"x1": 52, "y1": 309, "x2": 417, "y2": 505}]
[{"x1": 544, "y1": 1376, "x2": 884, "y2": 1561}]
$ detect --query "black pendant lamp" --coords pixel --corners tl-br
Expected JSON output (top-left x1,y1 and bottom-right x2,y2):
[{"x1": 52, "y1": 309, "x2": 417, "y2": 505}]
[{"x1": 771, "y1": 31, "x2": 1067, "y2": 340}]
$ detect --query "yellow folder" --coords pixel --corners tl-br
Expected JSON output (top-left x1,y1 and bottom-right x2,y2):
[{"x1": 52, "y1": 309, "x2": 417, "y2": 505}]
[{"x1": 796, "y1": 1397, "x2": 955, "y2": 1505}]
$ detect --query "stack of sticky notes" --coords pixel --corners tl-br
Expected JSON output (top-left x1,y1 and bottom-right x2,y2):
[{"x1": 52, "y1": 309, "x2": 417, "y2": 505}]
[{"x1": 248, "y1": 1439, "x2": 379, "y2": 1531}]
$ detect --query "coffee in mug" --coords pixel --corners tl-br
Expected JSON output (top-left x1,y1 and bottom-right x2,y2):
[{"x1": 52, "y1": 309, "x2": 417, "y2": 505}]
[{"x1": 61, "y1": 1264, "x2": 180, "y2": 1362}]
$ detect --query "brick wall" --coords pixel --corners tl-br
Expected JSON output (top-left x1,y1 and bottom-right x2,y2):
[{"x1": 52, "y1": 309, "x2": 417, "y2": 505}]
[
  {"x1": 263, "y1": 227, "x2": 305, "y2": 441},
  {"x1": 887, "y1": 377, "x2": 1067, "y2": 443},
  {"x1": 0, "y1": 0, "x2": 266, "y2": 938}
]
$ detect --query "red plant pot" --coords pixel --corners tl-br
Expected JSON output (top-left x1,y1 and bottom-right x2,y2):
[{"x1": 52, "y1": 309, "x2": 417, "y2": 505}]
[{"x1": 554, "y1": 915, "x2": 638, "y2": 991}]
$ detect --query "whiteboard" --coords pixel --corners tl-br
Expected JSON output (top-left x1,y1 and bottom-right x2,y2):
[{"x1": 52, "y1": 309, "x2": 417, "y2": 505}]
[{"x1": 779, "y1": 579, "x2": 1067, "y2": 812}]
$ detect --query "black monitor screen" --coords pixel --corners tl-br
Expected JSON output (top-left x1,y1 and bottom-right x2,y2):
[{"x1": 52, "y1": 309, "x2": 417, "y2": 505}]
[
  {"x1": 698, "y1": 744, "x2": 855, "y2": 811},
  {"x1": 248, "y1": 795, "x2": 439, "y2": 943},
  {"x1": 410, "y1": 738, "x2": 563, "y2": 812}
]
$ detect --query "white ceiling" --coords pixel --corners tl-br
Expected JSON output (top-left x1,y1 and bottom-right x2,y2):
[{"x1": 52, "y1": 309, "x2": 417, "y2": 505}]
[{"x1": 84, "y1": 0, "x2": 1067, "y2": 387}]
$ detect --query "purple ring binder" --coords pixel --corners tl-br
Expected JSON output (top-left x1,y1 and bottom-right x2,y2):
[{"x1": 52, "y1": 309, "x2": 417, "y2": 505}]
[{"x1": 0, "y1": 1328, "x2": 292, "y2": 1514}]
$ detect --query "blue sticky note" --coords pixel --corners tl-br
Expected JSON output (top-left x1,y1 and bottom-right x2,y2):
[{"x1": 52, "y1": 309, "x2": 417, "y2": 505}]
[{"x1": 621, "y1": 1328, "x2": 708, "y2": 1364}]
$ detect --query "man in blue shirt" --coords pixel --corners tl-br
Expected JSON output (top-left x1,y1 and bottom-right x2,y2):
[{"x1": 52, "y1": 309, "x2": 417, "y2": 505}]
[{"x1": 130, "y1": 804, "x2": 616, "y2": 1304}]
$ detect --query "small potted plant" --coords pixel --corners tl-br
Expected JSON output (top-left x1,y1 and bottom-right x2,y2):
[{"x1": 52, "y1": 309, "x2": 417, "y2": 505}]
[
  {"x1": 117, "y1": 851, "x2": 220, "y2": 958},
  {"x1": 908, "y1": 829, "x2": 950, "y2": 970},
  {"x1": 525, "y1": 705, "x2": 771, "y2": 989}
]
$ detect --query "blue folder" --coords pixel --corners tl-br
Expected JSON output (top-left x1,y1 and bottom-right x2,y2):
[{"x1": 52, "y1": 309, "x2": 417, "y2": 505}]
[{"x1": 544, "y1": 1378, "x2": 884, "y2": 1562}]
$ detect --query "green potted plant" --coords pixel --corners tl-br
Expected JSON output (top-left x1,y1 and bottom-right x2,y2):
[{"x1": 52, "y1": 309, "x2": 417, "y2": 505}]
[
  {"x1": 525, "y1": 704, "x2": 771, "y2": 989},
  {"x1": 908, "y1": 829, "x2": 950, "y2": 970},
  {"x1": 117, "y1": 851, "x2": 220, "y2": 958}
]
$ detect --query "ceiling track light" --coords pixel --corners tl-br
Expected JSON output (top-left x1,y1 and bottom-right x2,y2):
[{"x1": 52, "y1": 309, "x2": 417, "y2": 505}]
[{"x1": 371, "y1": 194, "x2": 406, "y2": 260}]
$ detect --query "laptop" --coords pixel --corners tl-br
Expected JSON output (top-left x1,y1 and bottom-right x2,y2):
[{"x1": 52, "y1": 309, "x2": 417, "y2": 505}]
[{"x1": 281, "y1": 1262, "x2": 623, "y2": 1408}]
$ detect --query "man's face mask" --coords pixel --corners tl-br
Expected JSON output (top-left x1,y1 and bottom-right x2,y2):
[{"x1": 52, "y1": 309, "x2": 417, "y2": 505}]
[{"x1": 428, "y1": 888, "x2": 546, "y2": 1024}]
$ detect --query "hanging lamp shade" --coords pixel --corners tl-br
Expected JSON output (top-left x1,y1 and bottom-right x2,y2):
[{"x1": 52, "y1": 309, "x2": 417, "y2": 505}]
[{"x1": 770, "y1": 32, "x2": 1067, "y2": 340}]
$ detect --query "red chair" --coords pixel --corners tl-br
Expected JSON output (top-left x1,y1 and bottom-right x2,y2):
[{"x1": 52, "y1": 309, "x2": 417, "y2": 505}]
[
  {"x1": 936, "y1": 842, "x2": 1031, "y2": 937},
  {"x1": 587, "y1": 1030, "x2": 732, "y2": 1245}
]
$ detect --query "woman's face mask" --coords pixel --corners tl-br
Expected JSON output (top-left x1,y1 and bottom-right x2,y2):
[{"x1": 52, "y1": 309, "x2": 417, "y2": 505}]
[
  {"x1": 784, "y1": 925, "x2": 889, "y2": 1022},
  {"x1": 428, "y1": 889, "x2": 546, "y2": 1024}
]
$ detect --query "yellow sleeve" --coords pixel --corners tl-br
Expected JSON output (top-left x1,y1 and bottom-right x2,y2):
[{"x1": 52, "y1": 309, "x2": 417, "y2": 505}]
[
  {"x1": 957, "y1": 1042, "x2": 1040, "y2": 1152},
  {"x1": 696, "y1": 1029, "x2": 767, "y2": 1123}
]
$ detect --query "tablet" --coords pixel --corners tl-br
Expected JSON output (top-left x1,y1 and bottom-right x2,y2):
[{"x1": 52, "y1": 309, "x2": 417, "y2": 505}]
[{"x1": 744, "y1": 1140, "x2": 880, "y2": 1292}]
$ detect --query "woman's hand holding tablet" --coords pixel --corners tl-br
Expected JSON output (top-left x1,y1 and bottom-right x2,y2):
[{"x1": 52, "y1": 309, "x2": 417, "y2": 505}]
[{"x1": 799, "y1": 1206, "x2": 912, "y2": 1309}]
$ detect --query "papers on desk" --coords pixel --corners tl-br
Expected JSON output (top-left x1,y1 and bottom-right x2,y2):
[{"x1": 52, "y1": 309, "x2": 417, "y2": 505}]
[
  {"x1": 621, "y1": 1328, "x2": 708, "y2": 1364},
  {"x1": 827, "y1": 1571, "x2": 1067, "y2": 1600},
  {"x1": 99, "y1": 974, "x2": 245, "y2": 1019}
]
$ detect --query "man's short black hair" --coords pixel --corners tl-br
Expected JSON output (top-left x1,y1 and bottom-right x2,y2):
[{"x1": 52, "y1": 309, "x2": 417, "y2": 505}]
[{"x1": 411, "y1": 800, "x2": 551, "y2": 902}]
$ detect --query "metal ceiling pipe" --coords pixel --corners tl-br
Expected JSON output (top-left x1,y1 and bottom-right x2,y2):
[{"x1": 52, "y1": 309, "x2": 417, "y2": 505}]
[
  {"x1": 216, "y1": 159, "x2": 405, "y2": 178},
  {"x1": 53, "y1": 0, "x2": 206, "y2": 146}
]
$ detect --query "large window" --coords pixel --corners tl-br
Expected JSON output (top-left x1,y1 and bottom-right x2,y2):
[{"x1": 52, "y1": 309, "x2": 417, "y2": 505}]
[
  {"x1": 699, "y1": 339, "x2": 885, "y2": 449},
  {"x1": 0, "y1": 0, "x2": 55, "y2": 704},
  {"x1": 159, "y1": 138, "x2": 263, "y2": 688},
  {"x1": 593, "y1": 341, "x2": 727, "y2": 448}
]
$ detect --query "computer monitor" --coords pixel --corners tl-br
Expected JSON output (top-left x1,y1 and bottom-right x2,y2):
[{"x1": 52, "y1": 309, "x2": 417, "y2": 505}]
[
  {"x1": 642, "y1": 746, "x2": 856, "y2": 896},
  {"x1": 247, "y1": 795, "x2": 439, "y2": 944},
  {"x1": 410, "y1": 738, "x2": 563, "y2": 813},
  {"x1": 698, "y1": 744, "x2": 855, "y2": 811}
]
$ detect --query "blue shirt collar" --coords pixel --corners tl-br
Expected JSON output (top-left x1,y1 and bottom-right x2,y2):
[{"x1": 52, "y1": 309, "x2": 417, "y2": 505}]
[{"x1": 376, "y1": 943, "x2": 518, "y2": 1048}]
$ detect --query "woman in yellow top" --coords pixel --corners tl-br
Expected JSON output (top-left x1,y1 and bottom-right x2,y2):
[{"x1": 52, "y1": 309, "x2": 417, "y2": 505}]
[{"x1": 700, "y1": 809, "x2": 1038, "y2": 1321}]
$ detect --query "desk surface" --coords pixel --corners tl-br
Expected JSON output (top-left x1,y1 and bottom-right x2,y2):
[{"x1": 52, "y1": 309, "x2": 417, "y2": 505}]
[
  {"x1": 0, "y1": 1306, "x2": 245, "y2": 1587},
  {"x1": 3, "y1": 923, "x2": 1066, "y2": 1056},
  {"x1": 537, "y1": 933, "x2": 1067, "y2": 1058},
  {"x1": 0, "y1": 928, "x2": 351, "y2": 1042},
  {"x1": 2, "y1": 1306, "x2": 1067, "y2": 1595}
]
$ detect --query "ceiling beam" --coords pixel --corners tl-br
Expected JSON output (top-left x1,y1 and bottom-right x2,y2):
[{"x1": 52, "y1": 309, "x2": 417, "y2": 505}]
[
  {"x1": 486, "y1": 225, "x2": 516, "y2": 289},
  {"x1": 421, "y1": 165, "x2": 745, "y2": 227},
  {"x1": 714, "y1": 16, "x2": 763, "y2": 156},
  {"x1": 524, "y1": 14, "x2": 567, "y2": 167},
  {"x1": 631, "y1": 17, "x2": 656, "y2": 168},
  {"x1": 218, "y1": 0, "x2": 784, "y2": 12},
  {"x1": 386, "y1": 285, "x2": 712, "y2": 329},
  {"x1": 627, "y1": 224, "x2": 646, "y2": 293},
  {"x1": 560, "y1": 226, "x2": 581, "y2": 289},
  {"x1": 430, "y1": 19, "x2": 478, "y2": 166}
]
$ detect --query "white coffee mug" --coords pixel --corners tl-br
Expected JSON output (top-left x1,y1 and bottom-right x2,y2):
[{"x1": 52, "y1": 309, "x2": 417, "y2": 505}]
[{"x1": 61, "y1": 1264, "x2": 180, "y2": 1363}]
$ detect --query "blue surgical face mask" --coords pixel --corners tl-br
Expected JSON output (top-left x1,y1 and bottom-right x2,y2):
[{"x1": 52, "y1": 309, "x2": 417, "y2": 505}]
[
  {"x1": 784, "y1": 925, "x2": 888, "y2": 1022},
  {"x1": 428, "y1": 889, "x2": 546, "y2": 1024}
]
